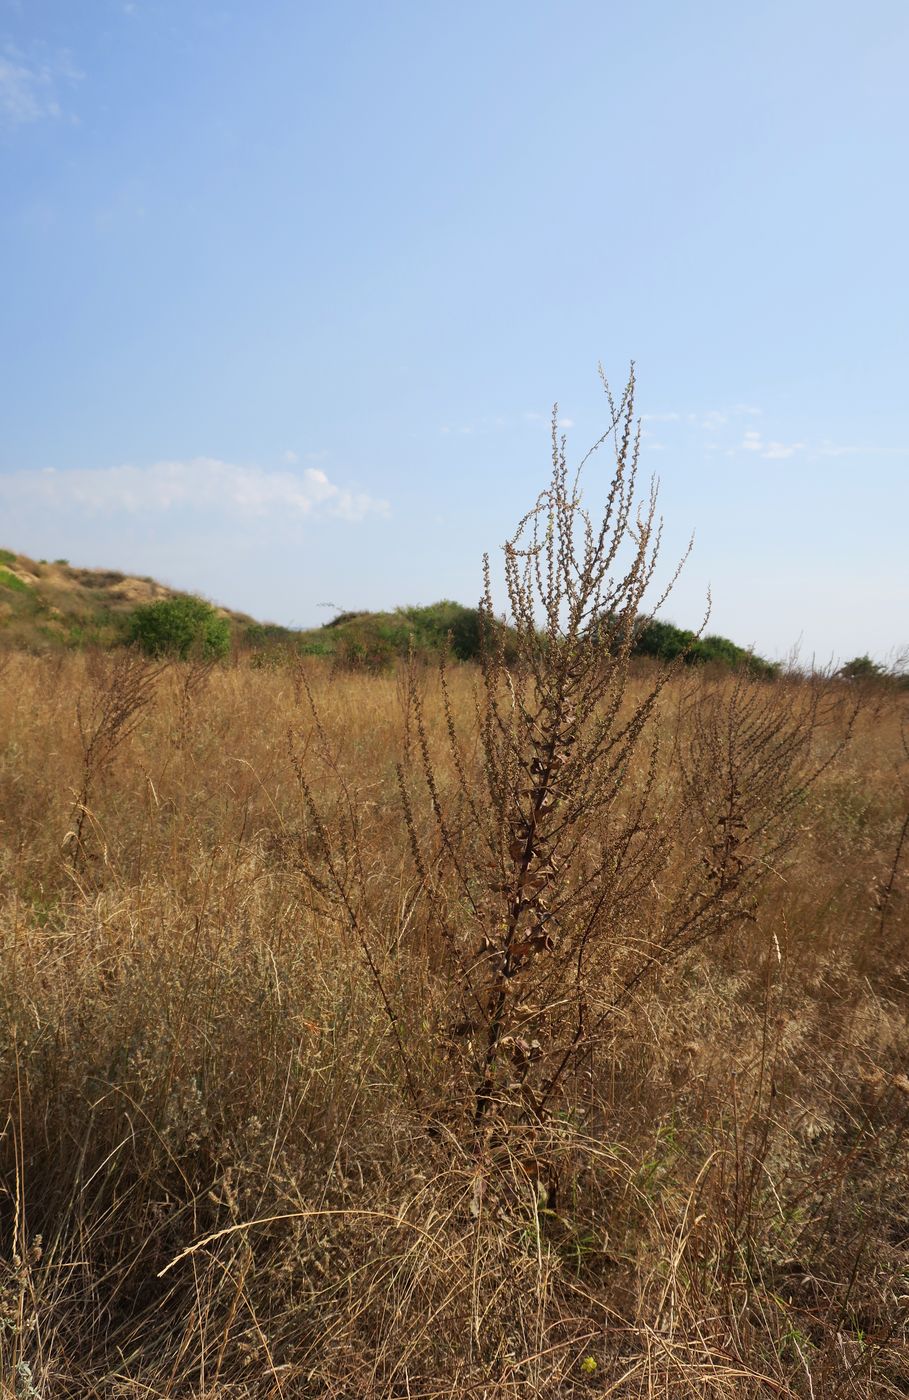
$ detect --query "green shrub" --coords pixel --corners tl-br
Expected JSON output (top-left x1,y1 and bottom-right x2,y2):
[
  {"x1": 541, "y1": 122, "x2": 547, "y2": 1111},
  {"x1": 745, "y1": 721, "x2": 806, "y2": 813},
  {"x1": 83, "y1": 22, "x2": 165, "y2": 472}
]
[
  {"x1": 127, "y1": 595, "x2": 230, "y2": 660},
  {"x1": 633, "y1": 617, "x2": 697, "y2": 662},
  {"x1": 316, "y1": 601, "x2": 480, "y2": 661},
  {"x1": 0, "y1": 549, "x2": 15, "y2": 566},
  {"x1": 631, "y1": 617, "x2": 777, "y2": 675},
  {"x1": 837, "y1": 655, "x2": 886, "y2": 682},
  {"x1": 243, "y1": 621, "x2": 294, "y2": 647},
  {"x1": 393, "y1": 601, "x2": 496, "y2": 660}
]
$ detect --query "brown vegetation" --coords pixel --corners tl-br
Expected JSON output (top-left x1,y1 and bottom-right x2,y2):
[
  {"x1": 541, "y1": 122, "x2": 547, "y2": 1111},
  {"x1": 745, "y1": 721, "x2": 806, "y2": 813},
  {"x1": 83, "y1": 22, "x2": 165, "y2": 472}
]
[{"x1": 1, "y1": 385, "x2": 907, "y2": 1397}]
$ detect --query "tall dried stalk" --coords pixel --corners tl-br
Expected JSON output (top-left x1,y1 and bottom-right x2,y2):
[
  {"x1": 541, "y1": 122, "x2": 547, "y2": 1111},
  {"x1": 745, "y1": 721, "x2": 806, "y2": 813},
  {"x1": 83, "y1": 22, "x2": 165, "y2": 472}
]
[
  {"x1": 398, "y1": 368, "x2": 690, "y2": 1131},
  {"x1": 172, "y1": 654, "x2": 217, "y2": 750},
  {"x1": 876, "y1": 719, "x2": 909, "y2": 939},
  {"x1": 66, "y1": 650, "x2": 163, "y2": 872},
  {"x1": 663, "y1": 668, "x2": 862, "y2": 965},
  {"x1": 400, "y1": 367, "x2": 860, "y2": 1141}
]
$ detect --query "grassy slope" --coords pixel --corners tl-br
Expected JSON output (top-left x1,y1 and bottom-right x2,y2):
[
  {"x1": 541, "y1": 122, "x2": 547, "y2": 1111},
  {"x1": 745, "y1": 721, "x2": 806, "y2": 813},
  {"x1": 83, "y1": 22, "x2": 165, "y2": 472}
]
[
  {"x1": 0, "y1": 548, "x2": 263, "y2": 653},
  {"x1": 0, "y1": 549, "x2": 476, "y2": 661}
]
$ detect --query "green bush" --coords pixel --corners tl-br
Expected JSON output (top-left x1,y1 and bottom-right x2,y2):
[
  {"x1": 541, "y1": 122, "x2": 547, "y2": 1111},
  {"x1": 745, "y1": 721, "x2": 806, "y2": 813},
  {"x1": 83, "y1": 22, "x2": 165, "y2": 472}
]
[
  {"x1": 631, "y1": 617, "x2": 778, "y2": 675},
  {"x1": 316, "y1": 601, "x2": 492, "y2": 663},
  {"x1": 633, "y1": 617, "x2": 698, "y2": 663},
  {"x1": 127, "y1": 595, "x2": 230, "y2": 660},
  {"x1": 837, "y1": 655, "x2": 886, "y2": 682}
]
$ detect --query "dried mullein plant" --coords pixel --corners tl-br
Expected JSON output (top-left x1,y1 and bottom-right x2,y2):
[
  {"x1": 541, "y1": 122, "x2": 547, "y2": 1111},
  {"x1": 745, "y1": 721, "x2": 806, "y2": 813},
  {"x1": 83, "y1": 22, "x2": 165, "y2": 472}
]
[
  {"x1": 400, "y1": 366, "x2": 694, "y2": 1132},
  {"x1": 659, "y1": 667, "x2": 862, "y2": 974},
  {"x1": 66, "y1": 650, "x2": 164, "y2": 873},
  {"x1": 401, "y1": 366, "x2": 860, "y2": 1147}
]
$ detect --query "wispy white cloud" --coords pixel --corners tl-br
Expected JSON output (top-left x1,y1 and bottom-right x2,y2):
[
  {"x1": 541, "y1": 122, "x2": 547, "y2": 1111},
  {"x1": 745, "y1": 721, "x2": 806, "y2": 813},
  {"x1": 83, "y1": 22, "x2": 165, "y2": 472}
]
[
  {"x1": 732, "y1": 431, "x2": 909, "y2": 461},
  {"x1": 443, "y1": 400, "x2": 904, "y2": 467},
  {"x1": 762, "y1": 440, "x2": 806, "y2": 460},
  {"x1": 0, "y1": 55, "x2": 59, "y2": 124},
  {"x1": 738, "y1": 428, "x2": 806, "y2": 459},
  {"x1": 641, "y1": 403, "x2": 905, "y2": 464},
  {"x1": 0, "y1": 458, "x2": 389, "y2": 523},
  {"x1": 0, "y1": 46, "x2": 82, "y2": 128},
  {"x1": 643, "y1": 405, "x2": 761, "y2": 434},
  {"x1": 697, "y1": 405, "x2": 759, "y2": 431}
]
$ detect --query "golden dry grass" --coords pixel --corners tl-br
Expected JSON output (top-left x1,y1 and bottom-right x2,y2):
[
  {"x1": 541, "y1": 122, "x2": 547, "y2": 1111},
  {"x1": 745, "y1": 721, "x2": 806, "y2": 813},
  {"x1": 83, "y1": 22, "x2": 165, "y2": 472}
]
[{"x1": 0, "y1": 652, "x2": 907, "y2": 1397}]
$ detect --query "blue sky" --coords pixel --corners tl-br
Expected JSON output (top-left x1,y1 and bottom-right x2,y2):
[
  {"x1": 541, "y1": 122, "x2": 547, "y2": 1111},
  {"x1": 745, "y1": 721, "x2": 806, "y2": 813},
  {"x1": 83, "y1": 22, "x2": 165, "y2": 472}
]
[{"x1": 1, "y1": 1, "x2": 907, "y2": 664}]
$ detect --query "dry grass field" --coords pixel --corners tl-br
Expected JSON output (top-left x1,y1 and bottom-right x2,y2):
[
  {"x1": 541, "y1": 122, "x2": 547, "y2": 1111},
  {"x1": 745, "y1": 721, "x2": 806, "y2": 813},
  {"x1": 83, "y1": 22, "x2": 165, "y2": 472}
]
[
  {"x1": 0, "y1": 649, "x2": 906, "y2": 1399},
  {"x1": 1, "y1": 403, "x2": 907, "y2": 1398}
]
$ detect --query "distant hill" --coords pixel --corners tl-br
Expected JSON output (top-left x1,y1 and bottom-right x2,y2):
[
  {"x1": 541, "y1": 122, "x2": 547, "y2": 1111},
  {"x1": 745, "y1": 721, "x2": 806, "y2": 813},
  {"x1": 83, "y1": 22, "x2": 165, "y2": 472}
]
[
  {"x1": 0, "y1": 549, "x2": 266, "y2": 653},
  {"x1": 289, "y1": 602, "x2": 778, "y2": 675},
  {"x1": 0, "y1": 547, "x2": 776, "y2": 673}
]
